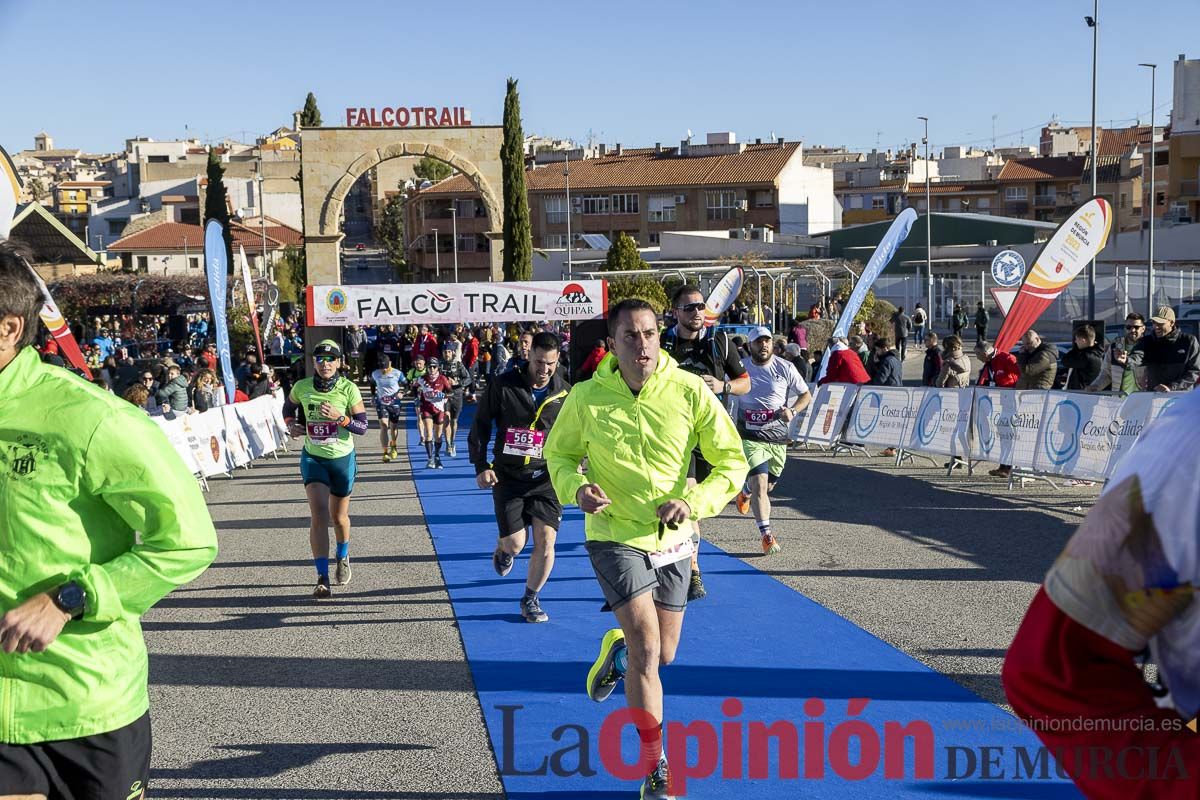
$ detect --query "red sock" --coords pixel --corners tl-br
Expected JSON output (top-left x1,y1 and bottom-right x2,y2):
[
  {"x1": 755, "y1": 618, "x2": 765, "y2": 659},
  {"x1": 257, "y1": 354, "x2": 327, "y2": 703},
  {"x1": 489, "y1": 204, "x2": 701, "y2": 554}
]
[{"x1": 637, "y1": 724, "x2": 663, "y2": 771}]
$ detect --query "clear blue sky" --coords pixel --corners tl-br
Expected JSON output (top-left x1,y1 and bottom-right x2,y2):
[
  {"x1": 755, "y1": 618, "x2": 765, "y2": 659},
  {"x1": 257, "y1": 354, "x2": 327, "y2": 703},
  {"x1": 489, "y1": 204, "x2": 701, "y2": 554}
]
[{"x1": 3, "y1": 0, "x2": 1198, "y2": 156}]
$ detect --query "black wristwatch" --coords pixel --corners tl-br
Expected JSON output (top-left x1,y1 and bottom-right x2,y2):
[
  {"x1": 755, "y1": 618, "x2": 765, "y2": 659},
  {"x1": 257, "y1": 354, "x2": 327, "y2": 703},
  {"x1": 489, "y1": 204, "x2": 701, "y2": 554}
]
[
  {"x1": 723, "y1": 380, "x2": 731, "y2": 394},
  {"x1": 52, "y1": 581, "x2": 87, "y2": 619}
]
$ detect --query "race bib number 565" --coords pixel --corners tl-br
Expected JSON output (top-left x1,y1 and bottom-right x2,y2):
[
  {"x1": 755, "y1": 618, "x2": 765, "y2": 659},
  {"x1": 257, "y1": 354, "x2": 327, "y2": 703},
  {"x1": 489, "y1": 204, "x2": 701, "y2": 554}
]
[{"x1": 502, "y1": 428, "x2": 545, "y2": 458}]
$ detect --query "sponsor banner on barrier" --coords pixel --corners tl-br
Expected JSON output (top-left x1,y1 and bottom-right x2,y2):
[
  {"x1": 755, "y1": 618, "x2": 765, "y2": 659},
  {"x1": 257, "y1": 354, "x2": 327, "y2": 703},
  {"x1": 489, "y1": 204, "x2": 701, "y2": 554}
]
[
  {"x1": 845, "y1": 386, "x2": 913, "y2": 448},
  {"x1": 904, "y1": 388, "x2": 973, "y2": 459},
  {"x1": 187, "y1": 408, "x2": 233, "y2": 477},
  {"x1": 150, "y1": 415, "x2": 203, "y2": 475},
  {"x1": 971, "y1": 389, "x2": 1046, "y2": 470},
  {"x1": 150, "y1": 395, "x2": 287, "y2": 478},
  {"x1": 306, "y1": 280, "x2": 608, "y2": 326},
  {"x1": 1034, "y1": 391, "x2": 1181, "y2": 480},
  {"x1": 800, "y1": 383, "x2": 860, "y2": 444}
]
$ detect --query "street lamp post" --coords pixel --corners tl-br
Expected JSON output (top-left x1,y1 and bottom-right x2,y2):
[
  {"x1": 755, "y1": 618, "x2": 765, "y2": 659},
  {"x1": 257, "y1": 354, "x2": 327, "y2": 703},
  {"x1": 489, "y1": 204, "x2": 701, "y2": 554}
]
[
  {"x1": 450, "y1": 204, "x2": 459, "y2": 282},
  {"x1": 918, "y1": 116, "x2": 932, "y2": 320},
  {"x1": 432, "y1": 227, "x2": 440, "y2": 279},
  {"x1": 1086, "y1": 3, "x2": 1099, "y2": 319},
  {"x1": 564, "y1": 152, "x2": 572, "y2": 277},
  {"x1": 1139, "y1": 62, "x2": 1157, "y2": 317},
  {"x1": 257, "y1": 165, "x2": 268, "y2": 280}
]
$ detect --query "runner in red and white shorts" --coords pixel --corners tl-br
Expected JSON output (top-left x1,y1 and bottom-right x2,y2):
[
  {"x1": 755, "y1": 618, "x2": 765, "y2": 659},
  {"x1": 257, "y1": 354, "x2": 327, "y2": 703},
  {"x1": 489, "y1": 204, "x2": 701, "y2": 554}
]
[{"x1": 416, "y1": 357, "x2": 453, "y2": 469}]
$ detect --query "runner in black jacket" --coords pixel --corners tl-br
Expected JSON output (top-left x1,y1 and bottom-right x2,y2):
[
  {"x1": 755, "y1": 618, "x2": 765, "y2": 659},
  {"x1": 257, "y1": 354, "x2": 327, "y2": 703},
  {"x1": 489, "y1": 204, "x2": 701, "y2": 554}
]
[
  {"x1": 468, "y1": 332, "x2": 571, "y2": 623},
  {"x1": 440, "y1": 342, "x2": 474, "y2": 458}
]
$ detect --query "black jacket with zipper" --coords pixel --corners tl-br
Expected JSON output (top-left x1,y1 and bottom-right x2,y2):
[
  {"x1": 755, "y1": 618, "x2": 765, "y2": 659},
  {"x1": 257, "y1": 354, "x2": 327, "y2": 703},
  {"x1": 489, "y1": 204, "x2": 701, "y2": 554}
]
[{"x1": 468, "y1": 367, "x2": 570, "y2": 480}]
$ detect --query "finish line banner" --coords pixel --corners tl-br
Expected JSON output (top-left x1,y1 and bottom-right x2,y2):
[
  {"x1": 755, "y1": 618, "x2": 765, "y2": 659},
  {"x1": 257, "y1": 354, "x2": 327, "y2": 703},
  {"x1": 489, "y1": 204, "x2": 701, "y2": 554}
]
[{"x1": 306, "y1": 280, "x2": 609, "y2": 326}]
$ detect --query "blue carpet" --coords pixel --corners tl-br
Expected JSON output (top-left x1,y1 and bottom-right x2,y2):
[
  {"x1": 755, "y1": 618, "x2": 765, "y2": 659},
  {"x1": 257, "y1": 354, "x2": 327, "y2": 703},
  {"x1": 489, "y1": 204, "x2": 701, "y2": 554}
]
[{"x1": 407, "y1": 406, "x2": 1077, "y2": 798}]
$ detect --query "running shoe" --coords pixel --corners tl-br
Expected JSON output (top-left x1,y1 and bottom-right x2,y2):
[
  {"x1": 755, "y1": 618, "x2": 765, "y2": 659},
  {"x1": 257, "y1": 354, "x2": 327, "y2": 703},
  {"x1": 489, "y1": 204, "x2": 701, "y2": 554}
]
[
  {"x1": 586, "y1": 628, "x2": 627, "y2": 703},
  {"x1": 988, "y1": 466, "x2": 1012, "y2": 478},
  {"x1": 735, "y1": 491, "x2": 750, "y2": 515},
  {"x1": 641, "y1": 758, "x2": 675, "y2": 799},
  {"x1": 389, "y1": 446, "x2": 398, "y2": 460},
  {"x1": 434, "y1": 457, "x2": 444, "y2": 469},
  {"x1": 335, "y1": 557, "x2": 352, "y2": 586},
  {"x1": 447, "y1": 444, "x2": 457, "y2": 458},
  {"x1": 493, "y1": 547, "x2": 514, "y2": 577},
  {"x1": 313, "y1": 575, "x2": 331, "y2": 599},
  {"x1": 761, "y1": 533, "x2": 781, "y2": 555},
  {"x1": 382, "y1": 451, "x2": 393, "y2": 463},
  {"x1": 687, "y1": 570, "x2": 707, "y2": 601},
  {"x1": 521, "y1": 595, "x2": 549, "y2": 623},
  {"x1": 425, "y1": 458, "x2": 435, "y2": 469}
]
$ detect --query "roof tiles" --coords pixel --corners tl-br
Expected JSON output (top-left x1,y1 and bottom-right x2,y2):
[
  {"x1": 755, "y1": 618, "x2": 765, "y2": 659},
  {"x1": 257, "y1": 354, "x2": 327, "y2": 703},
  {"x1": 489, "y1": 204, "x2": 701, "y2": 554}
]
[{"x1": 419, "y1": 142, "x2": 803, "y2": 197}]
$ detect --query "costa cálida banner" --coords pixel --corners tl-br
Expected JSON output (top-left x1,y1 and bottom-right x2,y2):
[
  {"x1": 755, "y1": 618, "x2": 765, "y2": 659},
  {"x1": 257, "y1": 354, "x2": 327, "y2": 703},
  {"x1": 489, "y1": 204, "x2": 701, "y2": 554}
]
[
  {"x1": 818, "y1": 207, "x2": 918, "y2": 381},
  {"x1": 306, "y1": 280, "x2": 608, "y2": 326},
  {"x1": 993, "y1": 198, "x2": 1113, "y2": 353},
  {"x1": 703, "y1": 266, "x2": 743, "y2": 327},
  {"x1": 205, "y1": 221, "x2": 237, "y2": 404}
]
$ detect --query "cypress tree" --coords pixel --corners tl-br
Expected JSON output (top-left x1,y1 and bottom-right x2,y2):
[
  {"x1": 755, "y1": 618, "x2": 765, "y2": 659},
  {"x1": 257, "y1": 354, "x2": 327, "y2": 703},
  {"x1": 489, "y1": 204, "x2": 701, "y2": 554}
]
[
  {"x1": 501, "y1": 78, "x2": 532, "y2": 281},
  {"x1": 204, "y1": 149, "x2": 233, "y2": 272},
  {"x1": 299, "y1": 92, "x2": 322, "y2": 127}
]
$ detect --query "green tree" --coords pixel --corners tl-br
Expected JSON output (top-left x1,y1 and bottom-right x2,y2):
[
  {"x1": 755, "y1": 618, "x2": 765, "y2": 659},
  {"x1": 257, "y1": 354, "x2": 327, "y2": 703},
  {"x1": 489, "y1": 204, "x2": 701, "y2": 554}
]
[
  {"x1": 603, "y1": 233, "x2": 668, "y2": 313},
  {"x1": 413, "y1": 156, "x2": 452, "y2": 183},
  {"x1": 378, "y1": 193, "x2": 407, "y2": 278},
  {"x1": 299, "y1": 92, "x2": 322, "y2": 127},
  {"x1": 501, "y1": 77, "x2": 532, "y2": 281},
  {"x1": 28, "y1": 177, "x2": 47, "y2": 202},
  {"x1": 203, "y1": 149, "x2": 233, "y2": 272},
  {"x1": 275, "y1": 245, "x2": 307, "y2": 303}
]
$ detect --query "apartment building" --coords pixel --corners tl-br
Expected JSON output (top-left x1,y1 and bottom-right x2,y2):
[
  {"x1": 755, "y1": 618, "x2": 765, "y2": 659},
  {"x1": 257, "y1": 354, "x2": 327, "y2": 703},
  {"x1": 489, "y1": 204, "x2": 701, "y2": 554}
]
[
  {"x1": 1169, "y1": 53, "x2": 1200, "y2": 223},
  {"x1": 403, "y1": 133, "x2": 837, "y2": 280},
  {"x1": 993, "y1": 156, "x2": 1088, "y2": 223}
]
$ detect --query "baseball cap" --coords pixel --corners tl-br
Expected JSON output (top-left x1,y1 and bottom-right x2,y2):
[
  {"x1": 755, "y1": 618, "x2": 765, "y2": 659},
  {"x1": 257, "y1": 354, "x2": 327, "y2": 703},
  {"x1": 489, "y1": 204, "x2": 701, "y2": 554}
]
[
  {"x1": 311, "y1": 339, "x2": 342, "y2": 358},
  {"x1": 1151, "y1": 306, "x2": 1176, "y2": 324},
  {"x1": 427, "y1": 358, "x2": 441, "y2": 368},
  {"x1": 749, "y1": 326, "x2": 773, "y2": 341}
]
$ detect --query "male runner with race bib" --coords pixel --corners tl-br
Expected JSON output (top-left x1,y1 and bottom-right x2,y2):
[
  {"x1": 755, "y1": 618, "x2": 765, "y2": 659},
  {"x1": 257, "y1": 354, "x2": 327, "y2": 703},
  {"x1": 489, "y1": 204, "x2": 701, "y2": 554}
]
[{"x1": 469, "y1": 332, "x2": 570, "y2": 623}]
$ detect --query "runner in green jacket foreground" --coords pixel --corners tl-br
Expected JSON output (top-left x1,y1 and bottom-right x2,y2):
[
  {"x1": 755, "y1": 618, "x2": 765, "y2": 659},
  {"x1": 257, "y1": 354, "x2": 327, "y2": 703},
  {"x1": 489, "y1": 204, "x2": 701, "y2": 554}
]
[
  {"x1": 0, "y1": 241, "x2": 218, "y2": 799},
  {"x1": 545, "y1": 299, "x2": 748, "y2": 800}
]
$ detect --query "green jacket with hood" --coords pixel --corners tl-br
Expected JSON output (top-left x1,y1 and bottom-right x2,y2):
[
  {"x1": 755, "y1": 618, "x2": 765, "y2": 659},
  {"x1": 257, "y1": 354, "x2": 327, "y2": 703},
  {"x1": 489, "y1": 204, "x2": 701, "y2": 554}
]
[
  {"x1": 544, "y1": 350, "x2": 748, "y2": 553},
  {"x1": 0, "y1": 346, "x2": 218, "y2": 744}
]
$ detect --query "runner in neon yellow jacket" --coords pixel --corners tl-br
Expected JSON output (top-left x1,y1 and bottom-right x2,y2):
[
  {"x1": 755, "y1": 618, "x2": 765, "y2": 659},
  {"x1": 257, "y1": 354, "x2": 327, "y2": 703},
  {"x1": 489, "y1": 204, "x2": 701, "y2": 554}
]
[
  {"x1": 545, "y1": 348, "x2": 748, "y2": 553},
  {"x1": 543, "y1": 301, "x2": 748, "y2": 798},
  {"x1": 0, "y1": 345, "x2": 218, "y2": 745}
]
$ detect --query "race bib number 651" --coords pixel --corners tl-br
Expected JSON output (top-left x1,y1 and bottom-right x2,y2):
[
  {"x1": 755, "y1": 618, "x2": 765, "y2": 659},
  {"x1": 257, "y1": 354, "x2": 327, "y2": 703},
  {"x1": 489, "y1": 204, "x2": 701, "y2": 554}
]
[{"x1": 307, "y1": 421, "x2": 339, "y2": 444}]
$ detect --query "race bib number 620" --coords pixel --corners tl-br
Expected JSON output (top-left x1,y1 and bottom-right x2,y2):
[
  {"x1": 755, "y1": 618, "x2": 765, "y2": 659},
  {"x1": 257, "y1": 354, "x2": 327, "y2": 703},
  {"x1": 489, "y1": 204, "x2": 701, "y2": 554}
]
[{"x1": 743, "y1": 408, "x2": 774, "y2": 429}]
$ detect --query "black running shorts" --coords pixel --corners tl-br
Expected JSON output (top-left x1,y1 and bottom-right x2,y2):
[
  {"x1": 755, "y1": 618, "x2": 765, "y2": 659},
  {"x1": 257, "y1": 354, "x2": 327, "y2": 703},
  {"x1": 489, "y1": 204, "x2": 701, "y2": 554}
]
[
  {"x1": 685, "y1": 447, "x2": 712, "y2": 483},
  {"x1": 447, "y1": 392, "x2": 464, "y2": 421},
  {"x1": 492, "y1": 475, "x2": 561, "y2": 537},
  {"x1": 0, "y1": 711, "x2": 151, "y2": 799}
]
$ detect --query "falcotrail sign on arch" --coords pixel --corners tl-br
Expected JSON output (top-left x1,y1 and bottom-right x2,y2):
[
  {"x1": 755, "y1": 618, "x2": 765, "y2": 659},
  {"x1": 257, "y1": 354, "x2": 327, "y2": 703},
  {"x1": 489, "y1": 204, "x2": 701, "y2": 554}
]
[{"x1": 306, "y1": 280, "x2": 609, "y2": 326}]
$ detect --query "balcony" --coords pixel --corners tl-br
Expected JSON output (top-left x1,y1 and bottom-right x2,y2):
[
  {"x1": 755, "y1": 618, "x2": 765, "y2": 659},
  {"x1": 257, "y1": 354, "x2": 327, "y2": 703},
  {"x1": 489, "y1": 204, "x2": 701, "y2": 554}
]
[{"x1": 1033, "y1": 194, "x2": 1057, "y2": 207}]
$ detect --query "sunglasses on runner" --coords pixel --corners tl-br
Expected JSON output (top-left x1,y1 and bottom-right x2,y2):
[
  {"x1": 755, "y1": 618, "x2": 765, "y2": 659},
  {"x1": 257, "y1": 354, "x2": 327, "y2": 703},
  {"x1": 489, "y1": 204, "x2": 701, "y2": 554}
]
[
  {"x1": 313, "y1": 355, "x2": 339, "y2": 363},
  {"x1": 676, "y1": 302, "x2": 706, "y2": 313},
  {"x1": 1125, "y1": 324, "x2": 1144, "y2": 330}
]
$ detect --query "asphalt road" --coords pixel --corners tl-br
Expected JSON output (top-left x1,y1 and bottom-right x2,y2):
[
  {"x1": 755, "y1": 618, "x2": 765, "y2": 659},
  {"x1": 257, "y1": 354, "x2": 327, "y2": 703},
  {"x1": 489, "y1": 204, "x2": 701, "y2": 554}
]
[
  {"x1": 145, "y1": 435, "x2": 505, "y2": 800},
  {"x1": 143, "y1": 374, "x2": 1102, "y2": 797}
]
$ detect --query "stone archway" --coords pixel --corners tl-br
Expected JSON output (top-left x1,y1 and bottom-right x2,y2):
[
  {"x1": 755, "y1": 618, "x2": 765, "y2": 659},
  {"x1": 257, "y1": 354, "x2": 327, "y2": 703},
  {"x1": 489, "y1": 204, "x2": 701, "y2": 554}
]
[{"x1": 299, "y1": 126, "x2": 505, "y2": 287}]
